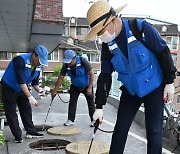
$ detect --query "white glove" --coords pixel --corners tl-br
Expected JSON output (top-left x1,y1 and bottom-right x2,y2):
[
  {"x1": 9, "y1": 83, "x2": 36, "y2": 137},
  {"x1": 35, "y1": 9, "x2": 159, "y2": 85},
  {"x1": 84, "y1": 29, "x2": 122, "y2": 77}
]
[
  {"x1": 28, "y1": 96, "x2": 38, "y2": 106},
  {"x1": 163, "y1": 83, "x2": 174, "y2": 104},
  {"x1": 38, "y1": 86, "x2": 50, "y2": 96},
  {"x1": 93, "y1": 109, "x2": 103, "y2": 123},
  {"x1": 38, "y1": 88, "x2": 45, "y2": 96}
]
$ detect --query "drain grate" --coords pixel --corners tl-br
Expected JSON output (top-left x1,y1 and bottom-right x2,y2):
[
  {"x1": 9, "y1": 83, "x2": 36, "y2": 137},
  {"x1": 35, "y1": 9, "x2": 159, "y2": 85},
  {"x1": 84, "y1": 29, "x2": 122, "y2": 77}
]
[{"x1": 29, "y1": 139, "x2": 71, "y2": 151}]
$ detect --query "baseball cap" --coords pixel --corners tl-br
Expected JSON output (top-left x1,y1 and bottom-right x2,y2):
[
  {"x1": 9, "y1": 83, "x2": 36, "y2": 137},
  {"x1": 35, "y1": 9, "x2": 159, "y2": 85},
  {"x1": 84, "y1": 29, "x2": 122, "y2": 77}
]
[
  {"x1": 34, "y1": 45, "x2": 48, "y2": 66},
  {"x1": 63, "y1": 50, "x2": 76, "y2": 63}
]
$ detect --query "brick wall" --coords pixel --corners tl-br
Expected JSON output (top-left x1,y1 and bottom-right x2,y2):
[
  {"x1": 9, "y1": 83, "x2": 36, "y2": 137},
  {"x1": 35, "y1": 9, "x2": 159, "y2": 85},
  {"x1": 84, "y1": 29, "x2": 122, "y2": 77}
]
[
  {"x1": 91, "y1": 63, "x2": 101, "y2": 70},
  {"x1": 43, "y1": 62, "x2": 61, "y2": 72},
  {"x1": 34, "y1": 0, "x2": 64, "y2": 23},
  {"x1": 0, "y1": 61, "x2": 9, "y2": 70}
]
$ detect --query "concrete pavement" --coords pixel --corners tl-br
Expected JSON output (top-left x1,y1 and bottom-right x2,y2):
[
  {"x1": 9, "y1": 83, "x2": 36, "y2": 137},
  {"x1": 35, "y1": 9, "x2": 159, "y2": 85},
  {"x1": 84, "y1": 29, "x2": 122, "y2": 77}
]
[{"x1": 0, "y1": 93, "x2": 179, "y2": 154}]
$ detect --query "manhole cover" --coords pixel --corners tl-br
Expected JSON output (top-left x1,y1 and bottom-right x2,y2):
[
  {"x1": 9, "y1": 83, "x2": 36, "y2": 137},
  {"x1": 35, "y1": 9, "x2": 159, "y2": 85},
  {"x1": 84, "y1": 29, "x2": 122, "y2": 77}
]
[
  {"x1": 66, "y1": 141, "x2": 110, "y2": 154},
  {"x1": 29, "y1": 139, "x2": 71, "y2": 151},
  {"x1": 47, "y1": 127, "x2": 82, "y2": 136},
  {"x1": 34, "y1": 125, "x2": 52, "y2": 131}
]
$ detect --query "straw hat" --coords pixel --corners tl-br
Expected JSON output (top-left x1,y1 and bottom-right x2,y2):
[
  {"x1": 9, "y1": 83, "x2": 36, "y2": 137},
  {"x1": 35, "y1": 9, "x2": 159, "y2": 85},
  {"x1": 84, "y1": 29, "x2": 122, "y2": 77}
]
[{"x1": 83, "y1": 0, "x2": 127, "y2": 42}]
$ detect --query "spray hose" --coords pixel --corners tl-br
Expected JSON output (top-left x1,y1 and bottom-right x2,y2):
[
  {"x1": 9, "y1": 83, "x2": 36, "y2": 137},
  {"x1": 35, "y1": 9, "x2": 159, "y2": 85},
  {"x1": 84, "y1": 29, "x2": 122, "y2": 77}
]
[{"x1": 57, "y1": 93, "x2": 69, "y2": 103}]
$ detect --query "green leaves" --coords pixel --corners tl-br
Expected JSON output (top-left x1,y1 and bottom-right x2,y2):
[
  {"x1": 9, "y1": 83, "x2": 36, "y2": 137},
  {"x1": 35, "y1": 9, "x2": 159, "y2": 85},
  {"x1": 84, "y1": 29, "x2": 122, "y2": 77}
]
[{"x1": 0, "y1": 130, "x2": 5, "y2": 146}]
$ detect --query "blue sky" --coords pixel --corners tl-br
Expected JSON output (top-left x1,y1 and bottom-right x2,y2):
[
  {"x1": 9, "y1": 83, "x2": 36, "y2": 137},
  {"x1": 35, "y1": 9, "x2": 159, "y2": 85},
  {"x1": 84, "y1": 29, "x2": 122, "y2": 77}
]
[{"x1": 63, "y1": 0, "x2": 180, "y2": 30}]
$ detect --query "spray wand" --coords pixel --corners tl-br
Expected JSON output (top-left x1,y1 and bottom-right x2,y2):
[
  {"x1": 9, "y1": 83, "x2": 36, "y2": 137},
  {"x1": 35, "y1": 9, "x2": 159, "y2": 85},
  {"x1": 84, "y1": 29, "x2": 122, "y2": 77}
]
[{"x1": 88, "y1": 119, "x2": 99, "y2": 154}]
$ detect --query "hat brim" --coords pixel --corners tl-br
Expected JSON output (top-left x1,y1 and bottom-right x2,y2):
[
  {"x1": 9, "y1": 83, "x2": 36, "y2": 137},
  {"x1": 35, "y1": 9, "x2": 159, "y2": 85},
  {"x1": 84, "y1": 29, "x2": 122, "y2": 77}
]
[
  {"x1": 83, "y1": 3, "x2": 127, "y2": 42},
  {"x1": 63, "y1": 58, "x2": 72, "y2": 63},
  {"x1": 39, "y1": 59, "x2": 48, "y2": 66}
]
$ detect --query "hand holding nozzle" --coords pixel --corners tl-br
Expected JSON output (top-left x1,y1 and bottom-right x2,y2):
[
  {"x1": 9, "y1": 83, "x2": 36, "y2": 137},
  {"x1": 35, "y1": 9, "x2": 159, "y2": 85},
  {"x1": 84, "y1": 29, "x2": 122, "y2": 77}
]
[
  {"x1": 93, "y1": 119, "x2": 100, "y2": 134},
  {"x1": 51, "y1": 89, "x2": 57, "y2": 98},
  {"x1": 163, "y1": 83, "x2": 174, "y2": 104},
  {"x1": 93, "y1": 109, "x2": 103, "y2": 124}
]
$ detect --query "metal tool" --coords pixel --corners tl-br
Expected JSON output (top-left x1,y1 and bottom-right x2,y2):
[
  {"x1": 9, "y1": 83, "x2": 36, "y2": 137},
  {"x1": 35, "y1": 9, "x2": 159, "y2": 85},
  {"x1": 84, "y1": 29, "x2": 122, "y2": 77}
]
[
  {"x1": 88, "y1": 119, "x2": 99, "y2": 154},
  {"x1": 42, "y1": 96, "x2": 54, "y2": 131}
]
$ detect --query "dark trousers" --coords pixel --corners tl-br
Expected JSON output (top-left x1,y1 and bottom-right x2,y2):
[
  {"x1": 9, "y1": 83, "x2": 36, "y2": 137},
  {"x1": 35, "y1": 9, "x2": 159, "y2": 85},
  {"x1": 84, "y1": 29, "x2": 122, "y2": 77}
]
[
  {"x1": 68, "y1": 85, "x2": 95, "y2": 122},
  {"x1": 110, "y1": 84, "x2": 165, "y2": 154},
  {"x1": 1, "y1": 81, "x2": 36, "y2": 140}
]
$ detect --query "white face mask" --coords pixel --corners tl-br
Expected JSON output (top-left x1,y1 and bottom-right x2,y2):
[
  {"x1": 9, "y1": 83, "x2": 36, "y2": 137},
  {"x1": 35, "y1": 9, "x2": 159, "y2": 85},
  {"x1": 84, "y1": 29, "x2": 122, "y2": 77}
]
[{"x1": 99, "y1": 24, "x2": 117, "y2": 43}]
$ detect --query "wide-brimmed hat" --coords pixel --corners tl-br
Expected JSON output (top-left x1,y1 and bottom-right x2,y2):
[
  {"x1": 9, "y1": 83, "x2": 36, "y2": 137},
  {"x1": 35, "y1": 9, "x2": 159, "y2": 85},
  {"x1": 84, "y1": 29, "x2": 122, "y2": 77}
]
[{"x1": 83, "y1": 0, "x2": 127, "y2": 42}]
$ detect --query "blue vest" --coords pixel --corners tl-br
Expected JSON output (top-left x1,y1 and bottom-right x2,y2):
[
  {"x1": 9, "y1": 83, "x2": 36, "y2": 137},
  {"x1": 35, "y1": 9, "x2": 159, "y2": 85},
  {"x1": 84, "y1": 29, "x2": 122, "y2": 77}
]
[
  {"x1": 107, "y1": 20, "x2": 163, "y2": 97},
  {"x1": 2, "y1": 53, "x2": 41, "y2": 92},
  {"x1": 67, "y1": 56, "x2": 89, "y2": 89}
]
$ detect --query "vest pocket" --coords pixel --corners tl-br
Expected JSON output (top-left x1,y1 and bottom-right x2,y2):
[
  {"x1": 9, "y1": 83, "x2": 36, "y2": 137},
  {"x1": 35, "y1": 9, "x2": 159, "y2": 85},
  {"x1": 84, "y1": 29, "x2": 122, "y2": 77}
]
[
  {"x1": 111, "y1": 55, "x2": 127, "y2": 72},
  {"x1": 129, "y1": 41, "x2": 150, "y2": 69},
  {"x1": 135, "y1": 64, "x2": 159, "y2": 97},
  {"x1": 117, "y1": 72, "x2": 134, "y2": 94}
]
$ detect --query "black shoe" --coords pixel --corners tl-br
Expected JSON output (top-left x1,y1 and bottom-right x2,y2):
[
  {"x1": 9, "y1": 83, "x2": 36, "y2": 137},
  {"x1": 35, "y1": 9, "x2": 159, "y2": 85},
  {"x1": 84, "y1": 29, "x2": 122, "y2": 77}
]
[
  {"x1": 15, "y1": 138, "x2": 23, "y2": 143},
  {"x1": 26, "y1": 132, "x2": 44, "y2": 139},
  {"x1": 90, "y1": 121, "x2": 94, "y2": 127}
]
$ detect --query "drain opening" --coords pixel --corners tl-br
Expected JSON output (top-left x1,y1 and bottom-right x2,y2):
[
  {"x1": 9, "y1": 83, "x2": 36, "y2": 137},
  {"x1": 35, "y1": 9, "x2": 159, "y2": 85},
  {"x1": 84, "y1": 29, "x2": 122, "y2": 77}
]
[
  {"x1": 29, "y1": 139, "x2": 71, "y2": 150},
  {"x1": 34, "y1": 125, "x2": 52, "y2": 131}
]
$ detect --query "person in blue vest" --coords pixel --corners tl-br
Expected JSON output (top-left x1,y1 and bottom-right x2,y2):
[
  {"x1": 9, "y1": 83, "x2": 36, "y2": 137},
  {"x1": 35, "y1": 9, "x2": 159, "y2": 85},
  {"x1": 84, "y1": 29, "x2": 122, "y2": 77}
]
[
  {"x1": 84, "y1": 1, "x2": 177, "y2": 154},
  {"x1": 51, "y1": 49, "x2": 95, "y2": 126},
  {"x1": 1, "y1": 45, "x2": 48, "y2": 143}
]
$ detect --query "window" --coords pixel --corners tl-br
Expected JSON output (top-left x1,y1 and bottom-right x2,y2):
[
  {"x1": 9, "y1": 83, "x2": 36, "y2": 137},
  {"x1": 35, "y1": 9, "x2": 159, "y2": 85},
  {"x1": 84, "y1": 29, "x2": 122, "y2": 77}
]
[
  {"x1": 64, "y1": 26, "x2": 69, "y2": 36},
  {"x1": 0, "y1": 52, "x2": 12, "y2": 60},
  {"x1": 77, "y1": 27, "x2": 89, "y2": 35},
  {"x1": 0, "y1": 70, "x2": 5, "y2": 81},
  {"x1": 171, "y1": 54, "x2": 177, "y2": 65},
  {"x1": 177, "y1": 95, "x2": 180, "y2": 103},
  {"x1": 166, "y1": 36, "x2": 179, "y2": 50},
  {"x1": 161, "y1": 25, "x2": 167, "y2": 32},
  {"x1": 86, "y1": 53, "x2": 100, "y2": 62},
  {"x1": 48, "y1": 50, "x2": 59, "y2": 61}
]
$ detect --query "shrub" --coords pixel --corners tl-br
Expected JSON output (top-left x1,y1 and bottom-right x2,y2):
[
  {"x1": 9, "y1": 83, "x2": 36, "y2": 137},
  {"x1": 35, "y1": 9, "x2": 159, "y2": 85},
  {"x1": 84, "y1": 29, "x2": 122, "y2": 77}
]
[{"x1": 0, "y1": 131, "x2": 5, "y2": 146}]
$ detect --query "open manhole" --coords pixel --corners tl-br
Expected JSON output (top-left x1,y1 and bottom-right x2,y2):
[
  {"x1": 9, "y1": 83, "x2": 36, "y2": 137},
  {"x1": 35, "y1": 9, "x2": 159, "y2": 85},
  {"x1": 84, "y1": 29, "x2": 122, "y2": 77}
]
[
  {"x1": 34, "y1": 125, "x2": 52, "y2": 131},
  {"x1": 29, "y1": 139, "x2": 71, "y2": 151}
]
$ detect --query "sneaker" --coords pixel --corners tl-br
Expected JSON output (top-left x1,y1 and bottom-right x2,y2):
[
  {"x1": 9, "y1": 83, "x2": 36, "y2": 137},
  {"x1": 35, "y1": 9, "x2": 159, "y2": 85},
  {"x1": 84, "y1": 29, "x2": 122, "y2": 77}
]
[
  {"x1": 15, "y1": 138, "x2": 23, "y2": 143},
  {"x1": 26, "y1": 132, "x2": 44, "y2": 139},
  {"x1": 90, "y1": 121, "x2": 94, "y2": 127},
  {"x1": 64, "y1": 120, "x2": 74, "y2": 126}
]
